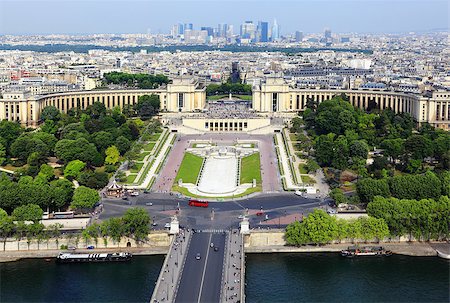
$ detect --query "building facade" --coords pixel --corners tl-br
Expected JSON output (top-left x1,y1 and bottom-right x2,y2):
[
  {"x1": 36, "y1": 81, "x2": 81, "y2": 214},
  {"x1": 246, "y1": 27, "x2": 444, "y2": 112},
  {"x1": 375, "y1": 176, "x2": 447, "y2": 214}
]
[{"x1": 0, "y1": 77, "x2": 449, "y2": 130}]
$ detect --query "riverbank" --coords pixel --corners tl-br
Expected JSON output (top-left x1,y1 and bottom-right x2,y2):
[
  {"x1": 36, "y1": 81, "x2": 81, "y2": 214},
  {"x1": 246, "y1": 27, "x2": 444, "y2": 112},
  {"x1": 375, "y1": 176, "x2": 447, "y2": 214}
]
[
  {"x1": 245, "y1": 242, "x2": 445, "y2": 257},
  {"x1": 0, "y1": 246, "x2": 168, "y2": 263}
]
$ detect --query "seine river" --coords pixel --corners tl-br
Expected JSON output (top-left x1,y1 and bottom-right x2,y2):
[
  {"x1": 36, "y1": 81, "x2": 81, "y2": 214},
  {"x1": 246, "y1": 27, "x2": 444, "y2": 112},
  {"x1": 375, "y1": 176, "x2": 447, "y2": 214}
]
[{"x1": 1, "y1": 254, "x2": 449, "y2": 302}]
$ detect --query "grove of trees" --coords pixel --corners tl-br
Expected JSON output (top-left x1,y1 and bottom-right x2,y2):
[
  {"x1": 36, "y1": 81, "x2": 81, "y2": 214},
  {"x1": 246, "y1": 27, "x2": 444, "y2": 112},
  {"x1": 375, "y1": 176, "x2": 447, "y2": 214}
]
[
  {"x1": 103, "y1": 72, "x2": 169, "y2": 89},
  {"x1": 285, "y1": 209, "x2": 390, "y2": 245}
]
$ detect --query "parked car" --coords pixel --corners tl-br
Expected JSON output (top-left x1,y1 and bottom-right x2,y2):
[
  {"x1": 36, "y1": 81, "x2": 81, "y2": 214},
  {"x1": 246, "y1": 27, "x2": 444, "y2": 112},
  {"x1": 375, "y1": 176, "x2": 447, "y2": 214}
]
[
  {"x1": 87, "y1": 245, "x2": 95, "y2": 249},
  {"x1": 195, "y1": 253, "x2": 201, "y2": 260},
  {"x1": 164, "y1": 223, "x2": 171, "y2": 229},
  {"x1": 68, "y1": 246, "x2": 76, "y2": 250},
  {"x1": 256, "y1": 211, "x2": 264, "y2": 216},
  {"x1": 238, "y1": 215, "x2": 245, "y2": 219}
]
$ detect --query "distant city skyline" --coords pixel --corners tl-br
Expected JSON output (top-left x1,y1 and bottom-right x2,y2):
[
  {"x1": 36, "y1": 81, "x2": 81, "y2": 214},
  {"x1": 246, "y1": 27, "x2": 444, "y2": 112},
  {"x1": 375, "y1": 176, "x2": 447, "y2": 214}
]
[{"x1": 0, "y1": 0, "x2": 448, "y2": 35}]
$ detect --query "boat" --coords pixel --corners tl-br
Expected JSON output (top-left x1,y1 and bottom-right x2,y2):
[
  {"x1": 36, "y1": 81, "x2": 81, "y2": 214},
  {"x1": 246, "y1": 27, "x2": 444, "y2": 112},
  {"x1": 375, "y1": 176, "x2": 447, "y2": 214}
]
[
  {"x1": 56, "y1": 252, "x2": 132, "y2": 263},
  {"x1": 341, "y1": 246, "x2": 392, "y2": 257},
  {"x1": 436, "y1": 250, "x2": 450, "y2": 260}
]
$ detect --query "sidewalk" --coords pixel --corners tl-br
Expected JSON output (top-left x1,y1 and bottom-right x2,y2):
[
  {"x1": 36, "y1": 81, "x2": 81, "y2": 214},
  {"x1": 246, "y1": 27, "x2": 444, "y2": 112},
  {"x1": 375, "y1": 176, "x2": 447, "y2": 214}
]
[
  {"x1": 221, "y1": 230, "x2": 244, "y2": 303},
  {"x1": 150, "y1": 229, "x2": 191, "y2": 303}
]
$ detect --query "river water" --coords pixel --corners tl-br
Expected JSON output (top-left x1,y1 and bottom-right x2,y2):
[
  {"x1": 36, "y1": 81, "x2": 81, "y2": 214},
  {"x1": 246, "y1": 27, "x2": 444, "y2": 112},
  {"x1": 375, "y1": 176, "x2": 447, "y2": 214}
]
[{"x1": 1, "y1": 254, "x2": 448, "y2": 302}]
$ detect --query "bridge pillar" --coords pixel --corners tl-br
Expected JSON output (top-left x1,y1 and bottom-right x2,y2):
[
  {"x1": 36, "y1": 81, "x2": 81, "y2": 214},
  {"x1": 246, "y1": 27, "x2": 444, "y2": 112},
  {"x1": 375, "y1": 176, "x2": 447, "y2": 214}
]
[
  {"x1": 169, "y1": 215, "x2": 179, "y2": 234},
  {"x1": 240, "y1": 218, "x2": 250, "y2": 234}
]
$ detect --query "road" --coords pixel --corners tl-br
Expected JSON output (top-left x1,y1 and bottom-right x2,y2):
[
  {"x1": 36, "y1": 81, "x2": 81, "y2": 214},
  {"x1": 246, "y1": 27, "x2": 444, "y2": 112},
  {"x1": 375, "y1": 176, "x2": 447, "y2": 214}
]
[
  {"x1": 99, "y1": 193, "x2": 327, "y2": 230},
  {"x1": 174, "y1": 231, "x2": 226, "y2": 303}
]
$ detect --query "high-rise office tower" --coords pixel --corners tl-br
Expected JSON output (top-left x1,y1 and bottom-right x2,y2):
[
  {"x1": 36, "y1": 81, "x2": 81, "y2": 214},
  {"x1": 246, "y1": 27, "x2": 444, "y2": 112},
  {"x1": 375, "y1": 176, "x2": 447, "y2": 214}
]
[
  {"x1": 240, "y1": 21, "x2": 257, "y2": 41},
  {"x1": 324, "y1": 28, "x2": 332, "y2": 39},
  {"x1": 295, "y1": 31, "x2": 304, "y2": 42},
  {"x1": 201, "y1": 27, "x2": 214, "y2": 36},
  {"x1": 177, "y1": 23, "x2": 184, "y2": 35},
  {"x1": 184, "y1": 23, "x2": 193, "y2": 34},
  {"x1": 271, "y1": 19, "x2": 279, "y2": 41},
  {"x1": 258, "y1": 21, "x2": 269, "y2": 42}
]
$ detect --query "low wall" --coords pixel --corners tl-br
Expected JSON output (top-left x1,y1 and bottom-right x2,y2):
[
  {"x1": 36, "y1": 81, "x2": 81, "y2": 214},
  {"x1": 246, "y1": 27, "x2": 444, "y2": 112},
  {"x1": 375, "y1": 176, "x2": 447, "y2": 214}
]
[
  {"x1": 244, "y1": 230, "x2": 441, "y2": 256},
  {"x1": 0, "y1": 232, "x2": 171, "y2": 252}
]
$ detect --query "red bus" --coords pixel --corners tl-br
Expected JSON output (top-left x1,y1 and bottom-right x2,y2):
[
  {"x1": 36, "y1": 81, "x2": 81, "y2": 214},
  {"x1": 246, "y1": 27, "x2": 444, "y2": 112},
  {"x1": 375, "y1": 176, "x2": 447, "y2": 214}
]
[{"x1": 188, "y1": 199, "x2": 209, "y2": 208}]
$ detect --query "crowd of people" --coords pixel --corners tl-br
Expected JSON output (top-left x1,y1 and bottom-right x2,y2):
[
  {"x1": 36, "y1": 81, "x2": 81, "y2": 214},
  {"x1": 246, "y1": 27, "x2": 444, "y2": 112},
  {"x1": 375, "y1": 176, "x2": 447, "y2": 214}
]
[{"x1": 205, "y1": 102, "x2": 255, "y2": 119}]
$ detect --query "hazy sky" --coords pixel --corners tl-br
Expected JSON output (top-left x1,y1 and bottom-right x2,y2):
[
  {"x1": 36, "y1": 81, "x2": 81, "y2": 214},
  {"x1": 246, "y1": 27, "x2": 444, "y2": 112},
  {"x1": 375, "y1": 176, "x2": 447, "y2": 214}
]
[{"x1": 0, "y1": 0, "x2": 448, "y2": 35}]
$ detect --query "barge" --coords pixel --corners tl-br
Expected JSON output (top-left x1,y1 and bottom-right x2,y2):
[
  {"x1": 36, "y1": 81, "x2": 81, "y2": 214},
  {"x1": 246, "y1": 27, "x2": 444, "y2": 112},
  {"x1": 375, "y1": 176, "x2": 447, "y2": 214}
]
[
  {"x1": 56, "y1": 252, "x2": 132, "y2": 263},
  {"x1": 341, "y1": 246, "x2": 392, "y2": 257}
]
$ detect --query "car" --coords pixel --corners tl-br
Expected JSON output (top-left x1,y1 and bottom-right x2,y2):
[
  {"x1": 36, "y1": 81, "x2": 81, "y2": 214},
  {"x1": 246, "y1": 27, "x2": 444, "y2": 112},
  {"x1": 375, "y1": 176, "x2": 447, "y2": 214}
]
[
  {"x1": 327, "y1": 209, "x2": 337, "y2": 214},
  {"x1": 164, "y1": 223, "x2": 171, "y2": 229},
  {"x1": 195, "y1": 253, "x2": 201, "y2": 260},
  {"x1": 210, "y1": 242, "x2": 214, "y2": 248},
  {"x1": 87, "y1": 245, "x2": 94, "y2": 250},
  {"x1": 129, "y1": 191, "x2": 139, "y2": 197},
  {"x1": 122, "y1": 196, "x2": 128, "y2": 200},
  {"x1": 238, "y1": 215, "x2": 246, "y2": 219},
  {"x1": 145, "y1": 202, "x2": 153, "y2": 206},
  {"x1": 143, "y1": 190, "x2": 150, "y2": 194},
  {"x1": 67, "y1": 246, "x2": 76, "y2": 250},
  {"x1": 152, "y1": 222, "x2": 158, "y2": 227},
  {"x1": 295, "y1": 190, "x2": 304, "y2": 196},
  {"x1": 256, "y1": 211, "x2": 264, "y2": 216},
  {"x1": 214, "y1": 247, "x2": 219, "y2": 252}
]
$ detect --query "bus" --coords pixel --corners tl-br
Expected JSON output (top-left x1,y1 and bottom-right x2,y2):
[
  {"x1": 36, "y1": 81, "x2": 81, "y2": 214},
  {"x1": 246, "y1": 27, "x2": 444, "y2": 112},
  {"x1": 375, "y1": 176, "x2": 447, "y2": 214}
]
[
  {"x1": 52, "y1": 211, "x2": 74, "y2": 219},
  {"x1": 188, "y1": 199, "x2": 209, "y2": 208}
]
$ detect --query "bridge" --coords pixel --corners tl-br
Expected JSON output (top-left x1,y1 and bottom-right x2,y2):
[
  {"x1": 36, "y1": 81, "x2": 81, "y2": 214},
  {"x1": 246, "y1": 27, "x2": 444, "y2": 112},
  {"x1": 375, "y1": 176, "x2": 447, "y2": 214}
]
[{"x1": 150, "y1": 228, "x2": 245, "y2": 303}]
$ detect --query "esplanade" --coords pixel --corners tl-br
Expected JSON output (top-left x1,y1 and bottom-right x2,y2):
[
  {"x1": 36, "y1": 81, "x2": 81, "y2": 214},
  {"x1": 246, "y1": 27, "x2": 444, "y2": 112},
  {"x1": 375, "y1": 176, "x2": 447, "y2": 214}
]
[{"x1": 0, "y1": 77, "x2": 449, "y2": 130}]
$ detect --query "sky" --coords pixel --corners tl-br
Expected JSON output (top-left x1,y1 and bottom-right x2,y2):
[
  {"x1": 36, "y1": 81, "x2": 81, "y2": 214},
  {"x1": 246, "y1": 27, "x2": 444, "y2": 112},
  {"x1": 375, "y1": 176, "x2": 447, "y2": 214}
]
[{"x1": 0, "y1": 0, "x2": 448, "y2": 35}]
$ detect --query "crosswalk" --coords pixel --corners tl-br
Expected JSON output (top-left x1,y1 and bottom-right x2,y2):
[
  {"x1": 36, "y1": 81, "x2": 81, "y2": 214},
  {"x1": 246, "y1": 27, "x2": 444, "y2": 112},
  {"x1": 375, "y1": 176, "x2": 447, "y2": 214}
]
[{"x1": 196, "y1": 229, "x2": 227, "y2": 233}]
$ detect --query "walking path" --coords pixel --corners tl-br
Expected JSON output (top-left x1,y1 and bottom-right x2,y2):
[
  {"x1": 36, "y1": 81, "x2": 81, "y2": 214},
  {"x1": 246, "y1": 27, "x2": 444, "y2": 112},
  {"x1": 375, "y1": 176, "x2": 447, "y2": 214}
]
[
  {"x1": 150, "y1": 229, "x2": 191, "y2": 303},
  {"x1": 125, "y1": 132, "x2": 175, "y2": 189},
  {"x1": 275, "y1": 132, "x2": 301, "y2": 190},
  {"x1": 221, "y1": 230, "x2": 245, "y2": 303}
]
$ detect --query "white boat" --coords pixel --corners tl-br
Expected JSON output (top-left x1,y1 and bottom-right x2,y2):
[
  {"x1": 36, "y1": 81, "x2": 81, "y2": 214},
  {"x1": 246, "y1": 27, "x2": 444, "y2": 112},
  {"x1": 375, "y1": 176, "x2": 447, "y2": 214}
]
[{"x1": 436, "y1": 250, "x2": 450, "y2": 260}]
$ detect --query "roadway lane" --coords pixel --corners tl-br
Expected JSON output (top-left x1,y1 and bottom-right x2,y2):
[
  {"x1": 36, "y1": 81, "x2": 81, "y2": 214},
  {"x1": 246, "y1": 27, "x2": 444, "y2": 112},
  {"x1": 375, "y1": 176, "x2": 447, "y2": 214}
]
[
  {"x1": 198, "y1": 233, "x2": 226, "y2": 303},
  {"x1": 175, "y1": 232, "x2": 226, "y2": 303}
]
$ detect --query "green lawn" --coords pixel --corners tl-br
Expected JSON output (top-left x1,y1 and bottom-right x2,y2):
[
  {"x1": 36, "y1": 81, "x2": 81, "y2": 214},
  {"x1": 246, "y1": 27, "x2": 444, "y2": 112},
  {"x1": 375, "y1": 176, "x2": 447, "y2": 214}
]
[
  {"x1": 148, "y1": 134, "x2": 161, "y2": 141},
  {"x1": 172, "y1": 185, "x2": 261, "y2": 199},
  {"x1": 175, "y1": 153, "x2": 204, "y2": 184},
  {"x1": 130, "y1": 162, "x2": 143, "y2": 173},
  {"x1": 301, "y1": 175, "x2": 316, "y2": 184},
  {"x1": 299, "y1": 163, "x2": 308, "y2": 174},
  {"x1": 289, "y1": 134, "x2": 298, "y2": 141},
  {"x1": 240, "y1": 153, "x2": 262, "y2": 184},
  {"x1": 233, "y1": 95, "x2": 252, "y2": 101},
  {"x1": 144, "y1": 142, "x2": 156, "y2": 152},
  {"x1": 207, "y1": 95, "x2": 228, "y2": 101},
  {"x1": 136, "y1": 151, "x2": 151, "y2": 161},
  {"x1": 126, "y1": 174, "x2": 137, "y2": 184}
]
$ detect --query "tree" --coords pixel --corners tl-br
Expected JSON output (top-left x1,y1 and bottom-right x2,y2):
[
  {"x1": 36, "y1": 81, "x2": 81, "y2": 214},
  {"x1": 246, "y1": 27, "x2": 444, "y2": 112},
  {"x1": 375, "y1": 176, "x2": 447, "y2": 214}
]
[
  {"x1": 356, "y1": 178, "x2": 390, "y2": 203},
  {"x1": 71, "y1": 186, "x2": 100, "y2": 211},
  {"x1": 314, "y1": 133, "x2": 335, "y2": 167},
  {"x1": 136, "y1": 94, "x2": 160, "y2": 118},
  {"x1": 302, "y1": 209, "x2": 338, "y2": 244},
  {"x1": 12, "y1": 204, "x2": 43, "y2": 223},
  {"x1": 285, "y1": 221, "x2": 309, "y2": 246},
  {"x1": 41, "y1": 106, "x2": 61, "y2": 121},
  {"x1": 349, "y1": 140, "x2": 369, "y2": 159},
  {"x1": 0, "y1": 210, "x2": 14, "y2": 250},
  {"x1": 78, "y1": 170, "x2": 109, "y2": 189},
  {"x1": 0, "y1": 120, "x2": 23, "y2": 149},
  {"x1": 0, "y1": 142, "x2": 6, "y2": 165},
  {"x1": 91, "y1": 131, "x2": 114, "y2": 152},
  {"x1": 381, "y1": 138, "x2": 404, "y2": 164},
  {"x1": 64, "y1": 160, "x2": 86, "y2": 180},
  {"x1": 105, "y1": 146, "x2": 120, "y2": 165},
  {"x1": 115, "y1": 136, "x2": 131, "y2": 155},
  {"x1": 404, "y1": 135, "x2": 433, "y2": 161},
  {"x1": 10, "y1": 135, "x2": 49, "y2": 161},
  {"x1": 101, "y1": 217, "x2": 124, "y2": 244},
  {"x1": 122, "y1": 207, "x2": 151, "y2": 241},
  {"x1": 37, "y1": 164, "x2": 55, "y2": 182},
  {"x1": 330, "y1": 188, "x2": 347, "y2": 205},
  {"x1": 305, "y1": 159, "x2": 320, "y2": 174},
  {"x1": 55, "y1": 138, "x2": 99, "y2": 164}
]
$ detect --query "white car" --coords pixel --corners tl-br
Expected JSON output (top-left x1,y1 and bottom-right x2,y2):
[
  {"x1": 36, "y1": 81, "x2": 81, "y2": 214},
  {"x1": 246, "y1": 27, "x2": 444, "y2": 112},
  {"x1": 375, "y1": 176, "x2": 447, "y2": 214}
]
[
  {"x1": 129, "y1": 191, "x2": 139, "y2": 197},
  {"x1": 237, "y1": 215, "x2": 246, "y2": 219},
  {"x1": 295, "y1": 190, "x2": 304, "y2": 196},
  {"x1": 164, "y1": 223, "x2": 171, "y2": 229}
]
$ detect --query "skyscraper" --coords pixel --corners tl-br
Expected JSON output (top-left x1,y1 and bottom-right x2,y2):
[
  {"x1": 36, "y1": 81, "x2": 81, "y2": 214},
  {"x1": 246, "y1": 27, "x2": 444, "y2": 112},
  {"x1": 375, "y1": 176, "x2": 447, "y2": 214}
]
[
  {"x1": 240, "y1": 21, "x2": 257, "y2": 41},
  {"x1": 258, "y1": 21, "x2": 269, "y2": 42},
  {"x1": 295, "y1": 31, "x2": 304, "y2": 42},
  {"x1": 271, "y1": 19, "x2": 279, "y2": 41},
  {"x1": 184, "y1": 23, "x2": 193, "y2": 34}
]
